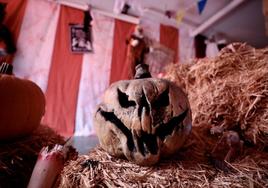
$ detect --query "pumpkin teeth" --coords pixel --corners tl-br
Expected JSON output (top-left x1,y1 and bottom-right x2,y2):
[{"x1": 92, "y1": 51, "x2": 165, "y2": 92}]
[
  {"x1": 141, "y1": 107, "x2": 152, "y2": 134},
  {"x1": 134, "y1": 130, "x2": 158, "y2": 156}
]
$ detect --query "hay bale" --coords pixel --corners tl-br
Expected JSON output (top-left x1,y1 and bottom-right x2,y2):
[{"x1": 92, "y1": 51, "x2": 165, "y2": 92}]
[
  {"x1": 58, "y1": 43, "x2": 268, "y2": 187},
  {"x1": 165, "y1": 43, "x2": 268, "y2": 147},
  {"x1": 0, "y1": 125, "x2": 64, "y2": 187},
  {"x1": 58, "y1": 146, "x2": 268, "y2": 187}
]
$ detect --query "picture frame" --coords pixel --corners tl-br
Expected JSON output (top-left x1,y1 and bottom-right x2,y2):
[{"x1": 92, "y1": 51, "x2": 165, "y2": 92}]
[{"x1": 70, "y1": 24, "x2": 93, "y2": 53}]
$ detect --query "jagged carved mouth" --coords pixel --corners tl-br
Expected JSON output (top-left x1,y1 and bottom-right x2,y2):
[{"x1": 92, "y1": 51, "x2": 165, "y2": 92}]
[{"x1": 98, "y1": 108, "x2": 188, "y2": 156}]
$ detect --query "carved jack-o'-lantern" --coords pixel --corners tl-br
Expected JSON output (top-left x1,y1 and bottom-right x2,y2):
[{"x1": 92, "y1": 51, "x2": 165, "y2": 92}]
[{"x1": 94, "y1": 64, "x2": 192, "y2": 165}]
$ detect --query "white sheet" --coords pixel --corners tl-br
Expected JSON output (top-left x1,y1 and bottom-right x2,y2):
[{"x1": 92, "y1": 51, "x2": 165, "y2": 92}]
[
  {"x1": 74, "y1": 12, "x2": 115, "y2": 136},
  {"x1": 13, "y1": 0, "x2": 60, "y2": 92}
]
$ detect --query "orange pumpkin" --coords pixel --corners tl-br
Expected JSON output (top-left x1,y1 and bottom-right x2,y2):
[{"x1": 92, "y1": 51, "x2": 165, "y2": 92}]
[{"x1": 0, "y1": 63, "x2": 45, "y2": 140}]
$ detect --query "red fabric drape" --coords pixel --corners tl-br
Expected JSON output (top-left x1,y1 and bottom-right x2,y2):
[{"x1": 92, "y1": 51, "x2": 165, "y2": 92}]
[
  {"x1": 42, "y1": 6, "x2": 83, "y2": 137},
  {"x1": 109, "y1": 19, "x2": 136, "y2": 84},
  {"x1": 1, "y1": 0, "x2": 28, "y2": 64},
  {"x1": 160, "y1": 24, "x2": 179, "y2": 63}
]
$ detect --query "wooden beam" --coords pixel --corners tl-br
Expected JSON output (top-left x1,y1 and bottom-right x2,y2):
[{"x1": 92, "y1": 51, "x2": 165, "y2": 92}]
[
  {"x1": 142, "y1": 8, "x2": 196, "y2": 29},
  {"x1": 190, "y1": 0, "x2": 245, "y2": 37}
]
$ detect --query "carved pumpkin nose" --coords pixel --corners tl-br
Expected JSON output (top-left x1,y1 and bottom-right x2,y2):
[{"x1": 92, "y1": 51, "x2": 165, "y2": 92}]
[{"x1": 138, "y1": 90, "x2": 151, "y2": 130}]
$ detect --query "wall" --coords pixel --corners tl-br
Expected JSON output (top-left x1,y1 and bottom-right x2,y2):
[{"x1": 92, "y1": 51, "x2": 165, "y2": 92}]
[{"x1": 5, "y1": 0, "x2": 190, "y2": 136}]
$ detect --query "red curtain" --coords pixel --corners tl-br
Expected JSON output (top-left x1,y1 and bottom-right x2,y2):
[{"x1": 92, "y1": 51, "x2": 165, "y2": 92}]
[
  {"x1": 42, "y1": 6, "x2": 83, "y2": 137},
  {"x1": 160, "y1": 24, "x2": 179, "y2": 63},
  {"x1": 109, "y1": 19, "x2": 136, "y2": 84},
  {"x1": 1, "y1": 0, "x2": 28, "y2": 64}
]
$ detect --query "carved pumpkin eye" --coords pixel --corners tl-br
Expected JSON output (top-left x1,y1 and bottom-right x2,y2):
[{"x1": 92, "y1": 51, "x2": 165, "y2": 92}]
[
  {"x1": 117, "y1": 89, "x2": 136, "y2": 108},
  {"x1": 152, "y1": 88, "x2": 169, "y2": 108},
  {"x1": 99, "y1": 108, "x2": 135, "y2": 152},
  {"x1": 155, "y1": 109, "x2": 188, "y2": 141}
]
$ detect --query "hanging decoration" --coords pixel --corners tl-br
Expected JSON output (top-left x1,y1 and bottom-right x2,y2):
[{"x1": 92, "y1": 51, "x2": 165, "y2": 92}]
[
  {"x1": 121, "y1": 3, "x2": 131, "y2": 14},
  {"x1": 175, "y1": 10, "x2": 185, "y2": 25},
  {"x1": 163, "y1": 0, "x2": 201, "y2": 26},
  {"x1": 165, "y1": 10, "x2": 175, "y2": 19},
  {"x1": 0, "y1": 3, "x2": 16, "y2": 60},
  {"x1": 70, "y1": 5, "x2": 93, "y2": 53},
  {"x1": 197, "y1": 0, "x2": 207, "y2": 14},
  {"x1": 125, "y1": 25, "x2": 149, "y2": 78}
]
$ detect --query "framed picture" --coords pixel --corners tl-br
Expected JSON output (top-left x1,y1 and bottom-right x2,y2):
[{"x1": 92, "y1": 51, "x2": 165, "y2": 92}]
[{"x1": 70, "y1": 24, "x2": 93, "y2": 53}]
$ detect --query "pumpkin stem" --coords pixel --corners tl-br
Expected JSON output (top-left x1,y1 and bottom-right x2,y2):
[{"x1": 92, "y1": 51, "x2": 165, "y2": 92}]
[
  {"x1": 134, "y1": 64, "x2": 152, "y2": 79},
  {"x1": 0, "y1": 62, "x2": 13, "y2": 75}
]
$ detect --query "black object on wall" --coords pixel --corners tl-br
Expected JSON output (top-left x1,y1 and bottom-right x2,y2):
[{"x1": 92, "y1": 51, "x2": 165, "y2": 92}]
[
  {"x1": 194, "y1": 34, "x2": 207, "y2": 58},
  {"x1": 0, "y1": 3, "x2": 16, "y2": 55}
]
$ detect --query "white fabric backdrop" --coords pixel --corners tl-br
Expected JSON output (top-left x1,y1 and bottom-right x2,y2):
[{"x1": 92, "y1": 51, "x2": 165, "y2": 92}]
[
  {"x1": 13, "y1": 0, "x2": 60, "y2": 92},
  {"x1": 74, "y1": 12, "x2": 115, "y2": 136},
  {"x1": 10, "y1": 0, "x2": 195, "y2": 136},
  {"x1": 179, "y1": 23, "x2": 195, "y2": 63},
  {"x1": 206, "y1": 41, "x2": 220, "y2": 58}
]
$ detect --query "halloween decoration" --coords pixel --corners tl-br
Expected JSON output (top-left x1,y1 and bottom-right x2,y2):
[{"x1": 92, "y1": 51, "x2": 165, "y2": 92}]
[
  {"x1": 28, "y1": 144, "x2": 77, "y2": 188},
  {"x1": 165, "y1": 10, "x2": 176, "y2": 19},
  {"x1": 0, "y1": 125, "x2": 64, "y2": 188},
  {"x1": 126, "y1": 26, "x2": 150, "y2": 78},
  {"x1": 0, "y1": 3, "x2": 6, "y2": 23},
  {"x1": 70, "y1": 24, "x2": 93, "y2": 53},
  {"x1": 121, "y1": 3, "x2": 130, "y2": 14},
  {"x1": 209, "y1": 131, "x2": 244, "y2": 172},
  {"x1": 0, "y1": 63, "x2": 45, "y2": 140},
  {"x1": 94, "y1": 64, "x2": 192, "y2": 166},
  {"x1": 70, "y1": 5, "x2": 93, "y2": 53},
  {"x1": 0, "y1": 3, "x2": 16, "y2": 57},
  {"x1": 83, "y1": 5, "x2": 93, "y2": 49},
  {"x1": 145, "y1": 41, "x2": 174, "y2": 77},
  {"x1": 70, "y1": 6, "x2": 93, "y2": 53}
]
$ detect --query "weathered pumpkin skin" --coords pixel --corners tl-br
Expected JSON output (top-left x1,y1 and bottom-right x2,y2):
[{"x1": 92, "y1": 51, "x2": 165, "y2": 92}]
[
  {"x1": 0, "y1": 74, "x2": 45, "y2": 140},
  {"x1": 94, "y1": 76, "x2": 192, "y2": 166}
]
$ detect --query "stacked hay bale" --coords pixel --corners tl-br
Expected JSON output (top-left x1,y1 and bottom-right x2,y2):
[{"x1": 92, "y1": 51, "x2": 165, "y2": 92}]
[
  {"x1": 165, "y1": 43, "x2": 268, "y2": 148},
  {"x1": 0, "y1": 125, "x2": 64, "y2": 187},
  {"x1": 59, "y1": 147, "x2": 268, "y2": 187},
  {"x1": 58, "y1": 43, "x2": 268, "y2": 187}
]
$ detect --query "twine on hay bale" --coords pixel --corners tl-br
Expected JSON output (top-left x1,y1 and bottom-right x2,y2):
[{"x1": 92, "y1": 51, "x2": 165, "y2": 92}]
[
  {"x1": 58, "y1": 146, "x2": 268, "y2": 188},
  {"x1": 0, "y1": 125, "x2": 64, "y2": 187},
  {"x1": 165, "y1": 43, "x2": 268, "y2": 147}
]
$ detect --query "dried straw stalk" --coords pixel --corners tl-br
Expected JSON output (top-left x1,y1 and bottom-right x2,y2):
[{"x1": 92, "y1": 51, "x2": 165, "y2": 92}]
[
  {"x1": 165, "y1": 43, "x2": 268, "y2": 146},
  {"x1": 0, "y1": 125, "x2": 64, "y2": 187},
  {"x1": 59, "y1": 43, "x2": 268, "y2": 188},
  {"x1": 59, "y1": 145, "x2": 268, "y2": 188}
]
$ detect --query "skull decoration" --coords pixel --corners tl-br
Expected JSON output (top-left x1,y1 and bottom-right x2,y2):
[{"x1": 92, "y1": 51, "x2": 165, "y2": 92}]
[{"x1": 94, "y1": 64, "x2": 192, "y2": 166}]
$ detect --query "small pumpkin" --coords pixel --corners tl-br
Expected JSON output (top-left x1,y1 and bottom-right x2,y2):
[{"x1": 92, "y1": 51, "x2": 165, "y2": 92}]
[
  {"x1": 94, "y1": 64, "x2": 192, "y2": 166},
  {"x1": 0, "y1": 63, "x2": 45, "y2": 140}
]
